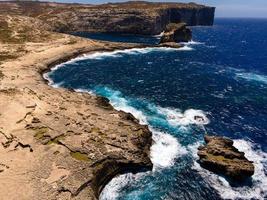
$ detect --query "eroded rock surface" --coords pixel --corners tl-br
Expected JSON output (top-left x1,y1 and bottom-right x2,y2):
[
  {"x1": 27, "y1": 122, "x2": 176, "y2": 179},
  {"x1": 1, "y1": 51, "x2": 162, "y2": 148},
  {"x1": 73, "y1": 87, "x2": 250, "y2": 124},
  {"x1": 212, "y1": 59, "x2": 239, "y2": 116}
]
[
  {"x1": 0, "y1": 15, "x2": 152, "y2": 200},
  {"x1": 197, "y1": 135, "x2": 255, "y2": 181},
  {"x1": 0, "y1": 1, "x2": 215, "y2": 35},
  {"x1": 160, "y1": 23, "x2": 192, "y2": 44}
]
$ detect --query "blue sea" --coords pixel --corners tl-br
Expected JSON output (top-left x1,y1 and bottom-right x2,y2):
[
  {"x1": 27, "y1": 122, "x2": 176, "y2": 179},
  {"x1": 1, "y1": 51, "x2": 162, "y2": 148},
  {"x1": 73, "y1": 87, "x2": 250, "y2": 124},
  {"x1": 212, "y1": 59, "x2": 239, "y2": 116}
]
[{"x1": 45, "y1": 19, "x2": 267, "y2": 200}]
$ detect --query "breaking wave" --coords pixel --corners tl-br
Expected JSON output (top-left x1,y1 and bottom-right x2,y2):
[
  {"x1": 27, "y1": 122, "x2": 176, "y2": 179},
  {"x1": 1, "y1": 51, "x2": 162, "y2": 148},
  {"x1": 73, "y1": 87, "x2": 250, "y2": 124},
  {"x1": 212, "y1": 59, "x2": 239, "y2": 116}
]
[
  {"x1": 181, "y1": 40, "x2": 204, "y2": 45},
  {"x1": 189, "y1": 140, "x2": 267, "y2": 200},
  {"x1": 157, "y1": 107, "x2": 210, "y2": 126},
  {"x1": 235, "y1": 72, "x2": 267, "y2": 85},
  {"x1": 91, "y1": 86, "x2": 208, "y2": 199},
  {"x1": 151, "y1": 129, "x2": 187, "y2": 169},
  {"x1": 99, "y1": 172, "x2": 148, "y2": 200}
]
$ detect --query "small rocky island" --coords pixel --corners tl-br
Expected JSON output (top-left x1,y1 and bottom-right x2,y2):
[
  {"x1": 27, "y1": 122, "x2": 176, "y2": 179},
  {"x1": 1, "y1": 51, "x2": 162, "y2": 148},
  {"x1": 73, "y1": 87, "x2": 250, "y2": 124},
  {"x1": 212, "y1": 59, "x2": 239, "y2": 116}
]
[
  {"x1": 158, "y1": 23, "x2": 192, "y2": 48},
  {"x1": 198, "y1": 135, "x2": 255, "y2": 181},
  {"x1": 160, "y1": 23, "x2": 192, "y2": 43}
]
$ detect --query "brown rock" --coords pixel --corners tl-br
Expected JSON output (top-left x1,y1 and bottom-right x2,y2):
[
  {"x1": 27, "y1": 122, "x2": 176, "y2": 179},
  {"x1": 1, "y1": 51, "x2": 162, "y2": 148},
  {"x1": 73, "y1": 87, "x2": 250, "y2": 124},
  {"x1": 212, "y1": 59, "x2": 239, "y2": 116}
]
[
  {"x1": 197, "y1": 135, "x2": 254, "y2": 181},
  {"x1": 96, "y1": 96, "x2": 113, "y2": 110},
  {"x1": 160, "y1": 23, "x2": 192, "y2": 44},
  {"x1": 119, "y1": 111, "x2": 139, "y2": 124},
  {"x1": 157, "y1": 42, "x2": 183, "y2": 48}
]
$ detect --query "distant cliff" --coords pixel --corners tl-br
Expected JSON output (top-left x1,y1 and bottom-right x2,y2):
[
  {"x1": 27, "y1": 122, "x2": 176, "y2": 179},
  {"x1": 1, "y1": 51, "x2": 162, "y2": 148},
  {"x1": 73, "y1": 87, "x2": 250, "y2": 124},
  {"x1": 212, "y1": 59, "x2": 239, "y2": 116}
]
[{"x1": 0, "y1": 1, "x2": 215, "y2": 35}]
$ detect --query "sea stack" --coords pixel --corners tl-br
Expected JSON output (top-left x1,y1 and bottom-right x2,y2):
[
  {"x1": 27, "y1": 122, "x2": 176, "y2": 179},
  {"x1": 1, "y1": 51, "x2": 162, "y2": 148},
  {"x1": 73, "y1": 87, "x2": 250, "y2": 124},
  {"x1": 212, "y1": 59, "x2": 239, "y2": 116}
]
[
  {"x1": 160, "y1": 23, "x2": 192, "y2": 44},
  {"x1": 197, "y1": 135, "x2": 255, "y2": 181}
]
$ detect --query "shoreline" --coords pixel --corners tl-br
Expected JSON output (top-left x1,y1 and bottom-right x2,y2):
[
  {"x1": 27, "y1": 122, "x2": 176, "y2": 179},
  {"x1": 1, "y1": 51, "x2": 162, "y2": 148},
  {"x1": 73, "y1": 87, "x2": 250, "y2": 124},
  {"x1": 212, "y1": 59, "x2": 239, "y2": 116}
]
[
  {"x1": 41, "y1": 45, "x2": 155, "y2": 198},
  {"x1": 0, "y1": 36, "x2": 153, "y2": 199}
]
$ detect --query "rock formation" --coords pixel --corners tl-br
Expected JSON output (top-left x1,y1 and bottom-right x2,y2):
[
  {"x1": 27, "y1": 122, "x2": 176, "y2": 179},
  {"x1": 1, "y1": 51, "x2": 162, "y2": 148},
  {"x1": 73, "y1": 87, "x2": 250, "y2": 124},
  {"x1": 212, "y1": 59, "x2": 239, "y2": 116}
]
[
  {"x1": 0, "y1": 1, "x2": 215, "y2": 35},
  {"x1": 160, "y1": 23, "x2": 192, "y2": 43},
  {"x1": 198, "y1": 135, "x2": 255, "y2": 181}
]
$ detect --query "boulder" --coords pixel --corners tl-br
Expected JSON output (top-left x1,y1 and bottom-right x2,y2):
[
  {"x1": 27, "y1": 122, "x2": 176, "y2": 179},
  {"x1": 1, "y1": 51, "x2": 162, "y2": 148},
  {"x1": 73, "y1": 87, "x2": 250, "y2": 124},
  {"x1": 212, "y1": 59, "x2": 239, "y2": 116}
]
[
  {"x1": 197, "y1": 135, "x2": 254, "y2": 181},
  {"x1": 96, "y1": 96, "x2": 113, "y2": 110},
  {"x1": 160, "y1": 23, "x2": 192, "y2": 44}
]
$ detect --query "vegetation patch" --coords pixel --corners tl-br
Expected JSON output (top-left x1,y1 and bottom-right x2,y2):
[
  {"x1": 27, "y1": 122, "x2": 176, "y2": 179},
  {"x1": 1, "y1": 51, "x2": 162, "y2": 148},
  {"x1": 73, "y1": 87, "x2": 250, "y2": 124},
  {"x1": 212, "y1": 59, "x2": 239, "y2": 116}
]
[
  {"x1": 46, "y1": 135, "x2": 65, "y2": 145},
  {"x1": 70, "y1": 151, "x2": 90, "y2": 162},
  {"x1": 34, "y1": 127, "x2": 49, "y2": 139}
]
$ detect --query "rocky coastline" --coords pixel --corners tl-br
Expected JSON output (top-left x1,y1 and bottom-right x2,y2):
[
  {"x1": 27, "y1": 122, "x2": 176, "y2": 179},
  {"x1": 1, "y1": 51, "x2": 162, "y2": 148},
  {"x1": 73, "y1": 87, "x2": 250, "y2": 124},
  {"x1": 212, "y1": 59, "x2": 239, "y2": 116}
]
[
  {"x1": 0, "y1": 1, "x2": 215, "y2": 35},
  {"x1": 0, "y1": 2, "x2": 216, "y2": 199},
  {"x1": 0, "y1": 16, "x2": 153, "y2": 198}
]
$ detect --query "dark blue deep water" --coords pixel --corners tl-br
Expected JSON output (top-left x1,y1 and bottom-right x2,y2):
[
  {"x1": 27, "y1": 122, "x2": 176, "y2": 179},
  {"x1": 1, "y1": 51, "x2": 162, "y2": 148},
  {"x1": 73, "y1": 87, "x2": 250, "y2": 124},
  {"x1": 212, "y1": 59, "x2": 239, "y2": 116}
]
[{"x1": 47, "y1": 19, "x2": 267, "y2": 200}]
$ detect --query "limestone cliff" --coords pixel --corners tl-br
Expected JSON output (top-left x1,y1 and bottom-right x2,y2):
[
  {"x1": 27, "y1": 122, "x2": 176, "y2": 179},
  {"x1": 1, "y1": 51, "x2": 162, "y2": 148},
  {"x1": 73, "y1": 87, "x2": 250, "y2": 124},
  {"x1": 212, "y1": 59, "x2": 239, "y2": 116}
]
[{"x1": 0, "y1": 1, "x2": 215, "y2": 35}]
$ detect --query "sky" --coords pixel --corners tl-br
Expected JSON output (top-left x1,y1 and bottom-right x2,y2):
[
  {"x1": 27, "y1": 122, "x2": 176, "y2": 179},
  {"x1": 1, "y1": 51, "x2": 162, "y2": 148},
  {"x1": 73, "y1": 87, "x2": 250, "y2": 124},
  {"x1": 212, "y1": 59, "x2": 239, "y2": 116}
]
[{"x1": 40, "y1": 0, "x2": 267, "y2": 18}]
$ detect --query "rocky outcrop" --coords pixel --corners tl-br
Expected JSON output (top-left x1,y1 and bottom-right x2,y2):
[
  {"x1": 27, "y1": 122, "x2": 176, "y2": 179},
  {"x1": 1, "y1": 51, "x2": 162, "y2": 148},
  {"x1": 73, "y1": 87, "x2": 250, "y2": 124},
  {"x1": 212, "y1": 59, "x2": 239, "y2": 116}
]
[
  {"x1": 157, "y1": 42, "x2": 183, "y2": 48},
  {"x1": 0, "y1": 1, "x2": 215, "y2": 35},
  {"x1": 198, "y1": 135, "x2": 254, "y2": 181},
  {"x1": 160, "y1": 23, "x2": 192, "y2": 43}
]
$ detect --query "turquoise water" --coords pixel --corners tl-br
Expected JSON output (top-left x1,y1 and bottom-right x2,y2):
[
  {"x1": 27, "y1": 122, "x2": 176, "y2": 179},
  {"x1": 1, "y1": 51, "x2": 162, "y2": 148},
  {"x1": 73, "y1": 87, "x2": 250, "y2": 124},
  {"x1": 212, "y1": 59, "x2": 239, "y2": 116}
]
[{"x1": 46, "y1": 19, "x2": 267, "y2": 200}]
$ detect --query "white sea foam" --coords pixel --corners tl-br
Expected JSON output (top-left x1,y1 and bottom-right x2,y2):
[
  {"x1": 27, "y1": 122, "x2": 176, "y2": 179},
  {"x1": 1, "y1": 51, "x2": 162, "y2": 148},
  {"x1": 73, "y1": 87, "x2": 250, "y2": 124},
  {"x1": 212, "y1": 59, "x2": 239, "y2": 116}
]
[
  {"x1": 84, "y1": 47, "x2": 191, "y2": 60},
  {"x1": 103, "y1": 88, "x2": 185, "y2": 168},
  {"x1": 158, "y1": 107, "x2": 210, "y2": 127},
  {"x1": 74, "y1": 88, "x2": 94, "y2": 95},
  {"x1": 236, "y1": 72, "x2": 267, "y2": 85},
  {"x1": 99, "y1": 129, "x2": 187, "y2": 200},
  {"x1": 189, "y1": 140, "x2": 267, "y2": 200},
  {"x1": 99, "y1": 172, "x2": 148, "y2": 200},
  {"x1": 153, "y1": 31, "x2": 165, "y2": 38},
  {"x1": 178, "y1": 46, "x2": 194, "y2": 51},
  {"x1": 43, "y1": 72, "x2": 54, "y2": 86},
  {"x1": 151, "y1": 129, "x2": 187, "y2": 170},
  {"x1": 97, "y1": 87, "x2": 190, "y2": 199},
  {"x1": 181, "y1": 40, "x2": 204, "y2": 45},
  {"x1": 105, "y1": 90, "x2": 148, "y2": 125}
]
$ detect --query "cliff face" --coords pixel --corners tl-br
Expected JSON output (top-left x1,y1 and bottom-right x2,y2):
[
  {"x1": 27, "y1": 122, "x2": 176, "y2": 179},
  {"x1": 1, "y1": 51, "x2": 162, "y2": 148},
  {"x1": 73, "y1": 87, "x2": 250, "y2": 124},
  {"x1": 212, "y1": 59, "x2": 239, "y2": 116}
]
[{"x1": 0, "y1": 1, "x2": 215, "y2": 35}]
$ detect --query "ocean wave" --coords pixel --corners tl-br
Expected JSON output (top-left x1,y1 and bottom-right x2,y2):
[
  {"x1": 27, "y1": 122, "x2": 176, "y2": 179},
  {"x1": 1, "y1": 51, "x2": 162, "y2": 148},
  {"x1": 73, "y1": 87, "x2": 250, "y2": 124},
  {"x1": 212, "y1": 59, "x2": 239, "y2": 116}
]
[
  {"x1": 74, "y1": 88, "x2": 94, "y2": 95},
  {"x1": 151, "y1": 129, "x2": 187, "y2": 170},
  {"x1": 153, "y1": 31, "x2": 164, "y2": 38},
  {"x1": 157, "y1": 107, "x2": 210, "y2": 126},
  {"x1": 189, "y1": 140, "x2": 267, "y2": 200},
  {"x1": 81, "y1": 47, "x2": 193, "y2": 61},
  {"x1": 181, "y1": 40, "x2": 204, "y2": 45},
  {"x1": 43, "y1": 72, "x2": 54, "y2": 86},
  {"x1": 178, "y1": 46, "x2": 194, "y2": 51},
  {"x1": 99, "y1": 172, "x2": 148, "y2": 200},
  {"x1": 235, "y1": 72, "x2": 267, "y2": 84}
]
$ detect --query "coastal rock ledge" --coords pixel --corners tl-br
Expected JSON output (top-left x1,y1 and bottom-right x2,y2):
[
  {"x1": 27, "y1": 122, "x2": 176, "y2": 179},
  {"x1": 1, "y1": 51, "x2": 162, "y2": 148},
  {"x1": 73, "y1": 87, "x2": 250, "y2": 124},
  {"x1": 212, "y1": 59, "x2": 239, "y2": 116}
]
[{"x1": 197, "y1": 135, "x2": 254, "y2": 181}]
